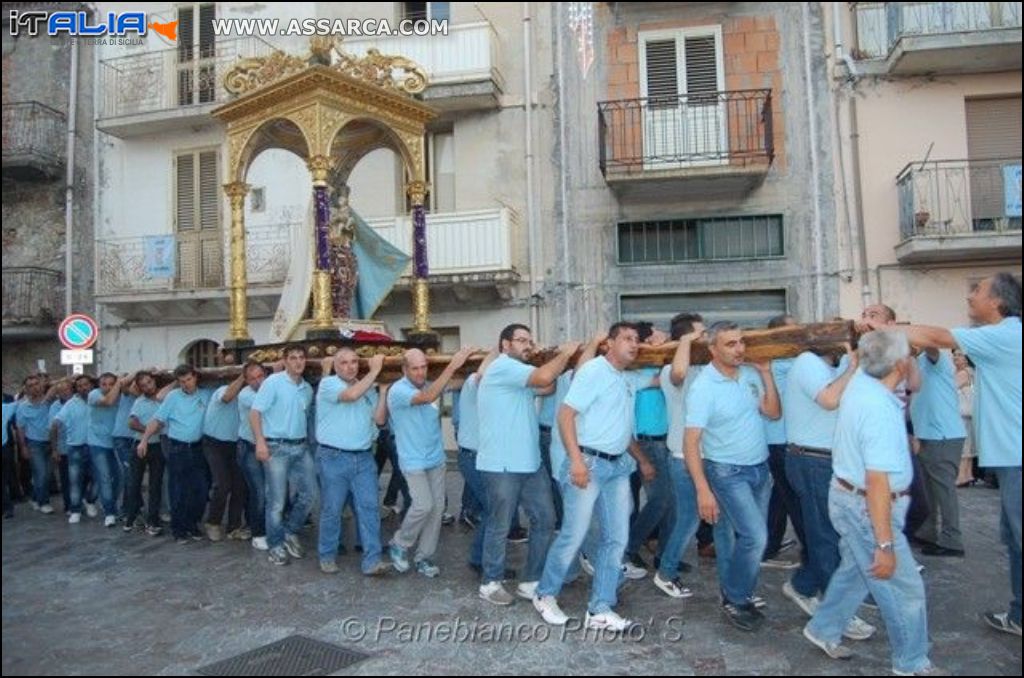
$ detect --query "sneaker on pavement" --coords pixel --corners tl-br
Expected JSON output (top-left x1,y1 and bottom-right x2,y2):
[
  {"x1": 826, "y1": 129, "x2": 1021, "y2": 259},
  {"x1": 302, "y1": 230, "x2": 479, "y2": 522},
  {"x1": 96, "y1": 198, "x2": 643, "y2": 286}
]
[
  {"x1": 319, "y1": 559, "x2": 339, "y2": 574},
  {"x1": 229, "y1": 526, "x2": 252, "y2": 540},
  {"x1": 103, "y1": 515, "x2": 117, "y2": 528},
  {"x1": 68, "y1": 512, "x2": 81, "y2": 524},
  {"x1": 892, "y1": 664, "x2": 950, "y2": 676},
  {"x1": 389, "y1": 544, "x2": 410, "y2": 572},
  {"x1": 84, "y1": 503, "x2": 99, "y2": 518},
  {"x1": 30, "y1": 501, "x2": 40, "y2": 511},
  {"x1": 585, "y1": 610, "x2": 634, "y2": 633},
  {"x1": 39, "y1": 504, "x2": 54, "y2": 515},
  {"x1": 653, "y1": 573, "x2": 693, "y2": 599},
  {"x1": 579, "y1": 553, "x2": 595, "y2": 577},
  {"x1": 479, "y1": 581, "x2": 515, "y2": 605},
  {"x1": 364, "y1": 560, "x2": 391, "y2": 577},
  {"x1": 843, "y1": 615, "x2": 876, "y2": 641},
  {"x1": 777, "y1": 538, "x2": 798, "y2": 554},
  {"x1": 122, "y1": 521, "x2": 135, "y2": 533},
  {"x1": 251, "y1": 536, "x2": 269, "y2": 551},
  {"x1": 627, "y1": 552, "x2": 648, "y2": 571},
  {"x1": 622, "y1": 561, "x2": 647, "y2": 580},
  {"x1": 761, "y1": 557, "x2": 800, "y2": 570},
  {"x1": 722, "y1": 602, "x2": 762, "y2": 632},
  {"x1": 507, "y1": 526, "x2": 528, "y2": 543},
  {"x1": 803, "y1": 625, "x2": 853, "y2": 660},
  {"x1": 750, "y1": 595, "x2": 767, "y2": 609},
  {"x1": 415, "y1": 559, "x2": 440, "y2": 578},
  {"x1": 205, "y1": 523, "x2": 224, "y2": 542},
  {"x1": 782, "y1": 580, "x2": 819, "y2": 617},
  {"x1": 284, "y1": 533, "x2": 304, "y2": 559},
  {"x1": 516, "y1": 581, "x2": 538, "y2": 600},
  {"x1": 441, "y1": 512, "x2": 455, "y2": 526},
  {"x1": 268, "y1": 546, "x2": 289, "y2": 566},
  {"x1": 146, "y1": 524, "x2": 163, "y2": 537},
  {"x1": 533, "y1": 595, "x2": 569, "y2": 625},
  {"x1": 983, "y1": 611, "x2": 1022, "y2": 637}
]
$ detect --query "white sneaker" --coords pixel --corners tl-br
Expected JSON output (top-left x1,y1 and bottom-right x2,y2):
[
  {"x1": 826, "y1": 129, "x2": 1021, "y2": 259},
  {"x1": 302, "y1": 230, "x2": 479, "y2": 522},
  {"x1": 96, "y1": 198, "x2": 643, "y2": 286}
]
[
  {"x1": 579, "y1": 553, "x2": 595, "y2": 577},
  {"x1": 479, "y1": 581, "x2": 515, "y2": 606},
  {"x1": 782, "y1": 580, "x2": 819, "y2": 617},
  {"x1": 39, "y1": 504, "x2": 54, "y2": 515},
  {"x1": 103, "y1": 515, "x2": 117, "y2": 527},
  {"x1": 653, "y1": 573, "x2": 694, "y2": 599},
  {"x1": 30, "y1": 501, "x2": 40, "y2": 511},
  {"x1": 516, "y1": 581, "x2": 538, "y2": 600},
  {"x1": 585, "y1": 609, "x2": 634, "y2": 633},
  {"x1": 84, "y1": 503, "x2": 99, "y2": 518},
  {"x1": 843, "y1": 615, "x2": 876, "y2": 641},
  {"x1": 533, "y1": 595, "x2": 569, "y2": 625},
  {"x1": 251, "y1": 536, "x2": 269, "y2": 551},
  {"x1": 803, "y1": 625, "x2": 853, "y2": 660},
  {"x1": 68, "y1": 512, "x2": 81, "y2": 524},
  {"x1": 621, "y1": 561, "x2": 647, "y2": 580}
]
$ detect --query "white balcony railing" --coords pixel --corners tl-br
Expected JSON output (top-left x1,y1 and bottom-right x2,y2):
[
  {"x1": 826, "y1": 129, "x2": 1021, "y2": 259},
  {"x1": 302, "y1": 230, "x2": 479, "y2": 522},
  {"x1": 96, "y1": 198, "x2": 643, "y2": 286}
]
[
  {"x1": 343, "y1": 21, "x2": 500, "y2": 86},
  {"x1": 856, "y1": 2, "x2": 1022, "y2": 59},
  {"x1": 366, "y1": 207, "x2": 516, "y2": 276}
]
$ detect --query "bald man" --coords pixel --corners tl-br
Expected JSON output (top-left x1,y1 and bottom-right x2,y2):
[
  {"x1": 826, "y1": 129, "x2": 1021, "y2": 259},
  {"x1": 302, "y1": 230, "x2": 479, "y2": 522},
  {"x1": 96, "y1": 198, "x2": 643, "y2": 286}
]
[{"x1": 387, "y1": 346, "x2": 474, "y2": 578}]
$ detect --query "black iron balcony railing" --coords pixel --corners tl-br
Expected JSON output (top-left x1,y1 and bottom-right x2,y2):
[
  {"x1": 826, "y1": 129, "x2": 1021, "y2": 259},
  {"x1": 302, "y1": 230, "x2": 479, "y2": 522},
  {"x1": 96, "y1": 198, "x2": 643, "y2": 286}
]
[
  {"x1": 598, "y1": 89, "x2": 774, "y2": 177},
  {"x1": 2, "y1": 267, "x2": 63, "y2": 326},
  {"x1": 897, "y1": 158, "x2": 1023, "y2": 239},
  {"x1": 1, "y1": 102, "x2": 66, "y2": 178}
]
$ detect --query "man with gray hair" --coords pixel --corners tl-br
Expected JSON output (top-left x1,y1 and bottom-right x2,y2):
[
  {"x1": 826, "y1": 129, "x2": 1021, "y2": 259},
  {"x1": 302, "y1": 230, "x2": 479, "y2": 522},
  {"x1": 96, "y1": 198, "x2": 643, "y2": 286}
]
[
  {"x1": 860, "y1": 272, "x2": 1022, "y2": 638},
  {"x1": 803, "y1": 330, "x2": 941, "y2": 675},
  {"x1": 684, "y1": 321, "x2": 780, "y2": 632}
]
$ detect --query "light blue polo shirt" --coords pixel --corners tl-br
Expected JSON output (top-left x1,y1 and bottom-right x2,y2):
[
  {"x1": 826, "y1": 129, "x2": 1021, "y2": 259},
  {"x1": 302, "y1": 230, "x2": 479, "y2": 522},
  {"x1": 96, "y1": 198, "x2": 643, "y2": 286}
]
[
  {"x1": 203, "y1": 385, "x2": 240, "y2": 442},
  {"x1": 456, "y1": 374, "x2": 481, "y2": 451},
  {"x1": 250, "y1": 372, "x2": 313, "y2": 440},
  {"x1": 113, "y1": 395, "x2": 137, "y2": 439},
  {"x1": 55, "y1": 396, "x2": 89, "y2": 447},
  {"x1": 49, "y1": 400, "x2": 67, "y2": 456},
  {"x1": 633, "y1": 367, "x2": 668, "y2": 437},
  {"x1": 763, "y1": 358, "x2": 792, "y2": 445},
  {"x1": 538, "y1": 387, "x2": 557, "y2": 428},
  {"x1": 236, "y1": 386, "x2": 257, "y2": 443},
  {"x1": 129, "y1": 396, "x2": 161, "y2": 442},
  {"x1": 478, "y1": 354, "x2": 541, "y2": 473},
  {"x1": 3, "y1": 402, "x2": 17, "y2": 447},
  {"x1": 547, "y1": 372, "x2": 574, "y2": 478},
  {"x1": 952, "y1": 317, "x2": 1022, "y2": 468},
  {"x1": 910, "y1": 352, "x2": 967, "y2": 441},
  {"x1": 832, "y1": 370, "x2": 913, "y2": 491},
  {"x1": 387, "y1": 376, "x2": 445, "y2": 472},
  {"x1": 87, "y1": 389, "x2": 117, "y2": 449},
  {"x1": 661, "y1": 364, "x2": 703, "y2": 458},
  {"x1": 784, "y1": 352, "x2": 840, "y2": 450},
  {"x1": 686, "y1": 364, "x2": 768, "y2": 465},
  {"x1": 316, "y1": 376, "x2": 378, "y2": 451},
  {"x1": 563, "y1": 356, "x2": 635, "y2": 456},
  {"x1": 155, "y1": 388, "x2": 208, "y2": 443},
  {"x1": 16, "y1": 398, "x2": 52, "y2": 442}
]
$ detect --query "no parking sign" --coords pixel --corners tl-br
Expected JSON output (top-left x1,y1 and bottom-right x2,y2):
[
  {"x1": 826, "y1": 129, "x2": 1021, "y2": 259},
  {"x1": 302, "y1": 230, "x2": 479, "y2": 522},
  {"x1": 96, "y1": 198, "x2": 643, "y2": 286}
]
[{"x1": 58, "y1": 314, "x2": 99, "y2": 350}]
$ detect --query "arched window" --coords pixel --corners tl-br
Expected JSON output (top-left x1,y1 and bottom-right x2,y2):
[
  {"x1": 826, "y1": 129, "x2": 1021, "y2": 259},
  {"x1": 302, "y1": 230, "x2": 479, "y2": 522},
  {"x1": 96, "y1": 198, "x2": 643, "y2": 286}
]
[{"x1": 181, "y1": 339, "x2": 220, "y2": 368}]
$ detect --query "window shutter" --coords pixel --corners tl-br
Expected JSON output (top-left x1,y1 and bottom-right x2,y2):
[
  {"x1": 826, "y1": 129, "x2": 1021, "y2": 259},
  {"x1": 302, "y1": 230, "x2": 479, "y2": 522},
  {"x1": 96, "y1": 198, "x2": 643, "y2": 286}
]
[{"x1": 645, "y1": 39, "x2": 678, "y2": 106}]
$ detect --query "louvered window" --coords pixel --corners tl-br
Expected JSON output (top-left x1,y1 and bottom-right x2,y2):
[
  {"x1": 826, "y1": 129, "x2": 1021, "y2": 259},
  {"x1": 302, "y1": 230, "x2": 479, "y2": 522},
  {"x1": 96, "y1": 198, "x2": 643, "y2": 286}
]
[
  {"x1": 175, "y1": 150, "x2": 223, "y2": 288},
  {"x1": 177, "y1": 4, "x2": 217, "y2": 106}
]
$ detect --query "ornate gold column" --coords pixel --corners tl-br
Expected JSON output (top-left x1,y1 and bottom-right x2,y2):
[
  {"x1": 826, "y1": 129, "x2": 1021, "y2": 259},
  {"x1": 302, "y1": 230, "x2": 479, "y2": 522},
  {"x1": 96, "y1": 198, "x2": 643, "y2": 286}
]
[
  {"x1": 308, "y1": 154, "x2": 337, "y2": 335},
  {"x1": 223, "y1": 181, "x2": 252, "y2": 347},
  {"x1": 406, "y1": 179, "x2": 433, "y2": 338}
]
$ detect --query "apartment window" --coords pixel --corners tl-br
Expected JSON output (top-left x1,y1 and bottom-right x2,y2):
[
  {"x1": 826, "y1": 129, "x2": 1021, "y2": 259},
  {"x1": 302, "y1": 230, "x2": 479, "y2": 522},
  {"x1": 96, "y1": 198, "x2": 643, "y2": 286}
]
[
  {"x1": 966, "y1": 96, "x2": 1023, "y2": 231},
  {"x1": 175, "y1": 149, "x2": 223, "y2": 288},
  {"x1": 177, "y1": 4, "x2": 216, "y2": 106},
  {"x1": 621, "y1": 289, "x2": 787, "y2": 329},
  {"x1": 618, "y1": 215, "x2": 783, "y2": 264},
  {"x1": 404, "y1": 129, "x2": 456, "y2": 213},
  {"x1": 403, "y1": 2, "x2": 450, "y2": 22},
  {"x1": 182, "y1": 339, "x2": 220, "y2": 368}
]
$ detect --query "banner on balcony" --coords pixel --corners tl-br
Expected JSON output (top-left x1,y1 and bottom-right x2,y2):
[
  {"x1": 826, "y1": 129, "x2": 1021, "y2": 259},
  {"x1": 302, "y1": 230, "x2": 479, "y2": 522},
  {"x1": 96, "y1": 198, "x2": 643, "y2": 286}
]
[
  {"x1": 143, "y1": 235, "x2": 175, "y2": 278},
  {"x1": 1005, "y1": 164, "x2": 1022, "y2": 218}
]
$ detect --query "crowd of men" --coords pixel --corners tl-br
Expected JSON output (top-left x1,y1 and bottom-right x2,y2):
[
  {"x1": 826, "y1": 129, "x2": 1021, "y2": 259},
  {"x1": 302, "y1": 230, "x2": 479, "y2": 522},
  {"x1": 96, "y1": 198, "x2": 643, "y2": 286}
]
[{"x1": 2, "y1": 272, "x2": 1020, "y2": 676}]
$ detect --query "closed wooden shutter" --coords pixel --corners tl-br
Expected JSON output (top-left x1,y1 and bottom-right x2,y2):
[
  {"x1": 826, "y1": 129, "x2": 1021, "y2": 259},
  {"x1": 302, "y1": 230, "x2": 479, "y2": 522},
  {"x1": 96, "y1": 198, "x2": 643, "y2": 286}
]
[
  {"x1": 966, "y1": 97, "x2": 1022, "y2": 225},
  {"x1": 645, "y1": 39, "x2": 678, "y2": 107},
  {"x1": 175, "y1": 150, "x2": 222, "y2": 288}
]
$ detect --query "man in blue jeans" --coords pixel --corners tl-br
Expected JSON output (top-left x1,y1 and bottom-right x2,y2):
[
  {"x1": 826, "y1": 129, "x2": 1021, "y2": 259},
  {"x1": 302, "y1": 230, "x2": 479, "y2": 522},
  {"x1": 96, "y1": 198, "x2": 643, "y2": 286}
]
[
  {"x1": 861, "y1": 272, "x2": 1022, "y2": 639},
  {"x1": 804, "y1": 330, "x2": 942, "y2": 675},
  {"x1": 684, "y1": 320, "x2": 780, "y2": 632},
  {"x1": 250, "y1": 344, "x2": 317, "y2": 566},
  {"x1": 236, "y1": 362, "x2": 269, "y2": 550},
  {"x1": 15, "y1": 374, "x2": 55, "y2": 515},
  {"x1": 315, "y1": 348, "x2": 390, "y2": 576},
  {"x1": 532, "y1": 322, "x2": 652, "y2": 632},
  {"x1": 476, "y1": 325, "x2": 578, "y2": 605}
]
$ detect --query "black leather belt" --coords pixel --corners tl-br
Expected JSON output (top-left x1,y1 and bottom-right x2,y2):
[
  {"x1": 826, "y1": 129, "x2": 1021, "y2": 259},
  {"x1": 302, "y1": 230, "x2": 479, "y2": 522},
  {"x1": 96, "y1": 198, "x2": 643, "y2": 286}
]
[
  {"x1": 835, "y1": 476, "x2": 911, "y2": 501},
  {"x1": 319, "y1": 444, "x2": 368, "y2": 455},
  {"x1": 581, "y1": 447, "x2": 623, "y2": 462},
  {"x1": 266, "y1": 437, "x2": 306, "y2": 445},
  {"x1": 637, "y1": 434, "x2": 667, "y2": 442},
  {"x1": 788, "y1": 443, "x2": 832, "y2": 459},
  {"x1": 539, "y1": 424, "x2": 552, "y2": 432}
]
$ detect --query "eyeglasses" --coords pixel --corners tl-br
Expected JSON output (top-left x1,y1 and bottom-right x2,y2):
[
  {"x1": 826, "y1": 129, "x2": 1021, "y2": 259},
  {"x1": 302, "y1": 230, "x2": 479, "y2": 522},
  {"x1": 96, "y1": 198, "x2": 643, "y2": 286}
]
[{"x1": 511, "y1": 337, "x2": 534, "y2": 345}]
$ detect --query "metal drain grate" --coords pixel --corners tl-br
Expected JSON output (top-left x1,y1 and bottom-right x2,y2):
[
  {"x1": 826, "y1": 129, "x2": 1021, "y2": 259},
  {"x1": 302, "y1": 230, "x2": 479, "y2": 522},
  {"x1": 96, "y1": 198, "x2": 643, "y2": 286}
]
[{"x1": 197, "y1": 634, "x2": 371, "y2": 676}]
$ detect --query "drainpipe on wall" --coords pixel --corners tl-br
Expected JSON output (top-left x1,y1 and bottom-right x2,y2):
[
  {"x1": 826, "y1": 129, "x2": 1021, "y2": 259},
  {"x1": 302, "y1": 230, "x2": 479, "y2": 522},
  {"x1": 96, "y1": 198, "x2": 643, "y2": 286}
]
[
  {"x1": 801, "y1": 3, "x2": 825, "y2": 321},
  {"x1": 523, "y1": 2, "x2": 541, "y2": 336},
  {"x1": 64, "y1": 39, "x2": 78, "y2": 317},
  {"x1": 833, "y1": 5, "x2": 873, "y2": 307}
]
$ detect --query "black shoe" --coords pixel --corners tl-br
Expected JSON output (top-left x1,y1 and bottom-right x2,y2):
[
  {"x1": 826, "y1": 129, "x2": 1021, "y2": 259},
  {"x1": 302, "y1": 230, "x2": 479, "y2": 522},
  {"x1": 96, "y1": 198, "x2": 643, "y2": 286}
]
[
  {"x1": 909, "y1": 536, "x2": 938, "y2": 549},
  {"x1": 627, "y1": 552, "x2": 649, "y2": 570},
  {"x1": 468, "y1": 562, "x2": 517, "y2": 580},
  {"x1": 507, "y1": 527, "x2": 528, "y2": 543},
  {"x1": 920, "y1": 544, "x2": 965, "y2": 557},
  {"x1": 722, "y1": 601, "x2": 763, "y2": 632}
]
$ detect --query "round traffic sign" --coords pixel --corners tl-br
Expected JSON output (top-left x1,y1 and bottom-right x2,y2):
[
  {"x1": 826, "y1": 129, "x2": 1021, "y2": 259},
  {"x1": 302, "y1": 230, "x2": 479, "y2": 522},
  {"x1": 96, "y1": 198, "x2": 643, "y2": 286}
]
[{"x1": 58, "y1": 314, "x2": 99, "y2": 350}]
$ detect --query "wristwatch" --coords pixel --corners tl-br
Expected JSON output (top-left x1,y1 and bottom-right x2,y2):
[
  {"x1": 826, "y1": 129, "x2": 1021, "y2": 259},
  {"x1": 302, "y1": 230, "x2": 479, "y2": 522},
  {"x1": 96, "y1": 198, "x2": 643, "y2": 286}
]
[{"x1": 876, "y1": 541, "x2": 894, "y2": 553}]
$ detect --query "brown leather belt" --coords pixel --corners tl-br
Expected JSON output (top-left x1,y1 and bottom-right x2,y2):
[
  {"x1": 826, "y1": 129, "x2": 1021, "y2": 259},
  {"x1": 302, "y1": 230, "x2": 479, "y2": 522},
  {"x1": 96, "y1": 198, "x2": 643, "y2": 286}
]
[{"x1": 835, "y1": 476, "x2": 911, "y2": 502}]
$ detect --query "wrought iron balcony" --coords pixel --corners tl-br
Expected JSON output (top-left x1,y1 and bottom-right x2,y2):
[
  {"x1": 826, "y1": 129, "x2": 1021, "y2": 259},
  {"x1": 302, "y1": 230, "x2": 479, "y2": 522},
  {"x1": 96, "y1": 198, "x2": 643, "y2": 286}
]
[
  {"x1": 1, "y1": 102, "x2": 66, "y2": 181},
  {"x1": 598, "y1": 89, "x2": 773, "y2": 200},
  {"x1": 895, "y1": 158, "x2": 1022, "y2": 263},
  {"x1": 2, "y1": 267, "x2": 63, "y2": 333},
  {"x1": 854, "y1": 2, "x2": 1022, "y2": 74}
]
